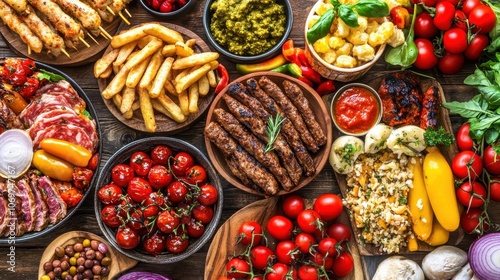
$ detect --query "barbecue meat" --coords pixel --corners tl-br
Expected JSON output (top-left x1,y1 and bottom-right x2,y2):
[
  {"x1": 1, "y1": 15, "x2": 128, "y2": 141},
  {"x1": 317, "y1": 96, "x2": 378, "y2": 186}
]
[
  {"x1": 28, "y1": 170, "x2": 49, "y2": 231},
  {"x1": 0, "y1": 99, "x2": 23, "y2": 132},
  {"x1": 420, "y1": 85, "x2": 440, "y2": 129},
  {"x1": 37, "y1": 176, "x2": 67, "y2": 224},
  {"x1": 16, "y1": 177, "x2": 37, "y2": 232}
]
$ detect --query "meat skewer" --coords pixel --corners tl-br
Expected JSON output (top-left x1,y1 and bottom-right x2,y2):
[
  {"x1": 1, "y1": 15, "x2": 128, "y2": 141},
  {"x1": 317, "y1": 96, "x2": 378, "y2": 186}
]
[
  {"x1": 205, "y1": 121, "x2": 280, "y2": 196},
  {"x1": 107, "y1": 0, "x2": 132, "y2": 24},
  {"x1": 82, "y1": 0, "x2": 114, "y2": 23},
  {"x1": 53, "y1": 0, "x2": 101, "y2": 37},
  {"x1": 213, "y1": 108, "x2": 295, "y2": 191},
  {"x1": 4, "y1": 0, "x2": 28, "y2": 15},
  {"x1": 225, "y1": 155, "x2": 255, "y2": 189},
  {"x1": 0, "y1": 0, "x2": 43, "y2": 53}
]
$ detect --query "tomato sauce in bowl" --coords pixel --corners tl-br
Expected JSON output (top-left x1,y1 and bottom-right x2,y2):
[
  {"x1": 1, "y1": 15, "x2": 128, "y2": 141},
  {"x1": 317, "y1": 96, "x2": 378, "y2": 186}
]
[{"x1": 331, "y1": 83, "x2": 382, "y2": 136}]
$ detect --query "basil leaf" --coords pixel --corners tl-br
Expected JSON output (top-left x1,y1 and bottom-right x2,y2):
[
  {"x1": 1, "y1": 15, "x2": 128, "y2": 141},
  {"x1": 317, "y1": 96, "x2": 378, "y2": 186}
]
[
  {"x1": 385, "y1": 41, "x2": 417, "y2": 67},
  {"x1": 464, "y1": 69, "x2": 491, "y2": 87},
  {"x1": 470, "y1": 115, "x2": 500, "y2": 131},
  {"x1": 442, "y1": 99, "x2": 486, "y2": 118},
  {"x1": 338, "y1": 5, "x2": 359, "y2": 27},
  {"x1": 479, "y1": 85, "x2": 500, "y2": 106},
  {"x1": 37, "y1": 69, "x2": 65, "y2": 82},
  {"x1": 354, "y1": 0, "x2": 389, "y2": 17},
  {"x1": 485, "y1": 128, "x2": 500, "y2": 145},
  {"x1": 307, "y1": 9, "x2": 335, "y2": 44}
]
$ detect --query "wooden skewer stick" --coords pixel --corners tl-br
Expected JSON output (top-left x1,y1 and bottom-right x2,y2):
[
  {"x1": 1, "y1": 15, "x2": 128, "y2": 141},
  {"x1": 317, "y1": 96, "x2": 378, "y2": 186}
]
[
  {"x1": 125, "y1": 8, "x2": 131, "y2": 18},
  {"x1": 99, "y1": 26, "x2": 112, "y2": 40},
  {"x1": 106, "y1": 6, "x2": 116, "y2": 16},
  {"x1": 61, "y1": 48, "x2": 71, "y2": 58},
  {"x1": 118, "y1": 11, "x2": 130, "y2": 25},
  {"x1": 27, "y1": 45, "x2": 31, "y2": 55},
  {"x1": 87, "y1": 32, "x2": 99, "y2": 45},
  {"x1": 79, "y1": 36, "x2": 90, "y2": 48}
]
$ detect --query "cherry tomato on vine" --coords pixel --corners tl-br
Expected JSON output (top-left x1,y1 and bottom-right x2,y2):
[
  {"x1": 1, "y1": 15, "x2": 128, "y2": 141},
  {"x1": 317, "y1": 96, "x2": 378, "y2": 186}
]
[
  {"x1": 465, "y1": 34, "x2": 489, "y2": 61},
  {"x1": 327, "y1": 222, "x2": 352, "y2": 243},
  {"x1": 297, "y1": 265, "x2": 319, "y2": 280},
  {"x1": 267, "y1": 215, "x2": 293, "y2": 240},
  {"x1": 318, "y1": 237, "x2": 338, "y2": 256},
  {"x1": 172, "y1": 152, "x2": 195, "y2": 177},
  {"x1": 250, "y1": 245, "x2": 275, "y2": 271},
  {"x1": 438, "y1": 52, "x2": 464, "y2": 75},
  {"x1": 415, "y1": 12, "x2": 439, "y2": 39},
  {"x1": 462, "y1": 0, "x2": 483, "y2": 16},
  {"x1": 127, "y1": 177, "x2": 153, "y2": 202},
  {"x1": 439, "y1": 0, "x2": 460, "y2": 6},
  {"x1": 456, "y1": 123, "x2": 474, "y2": 151},
  {"x1": 331, "y1": 251, "x2": 354, "y2": 277},
  {"x1": 226, "y1": 257, "x2": 250, "y2": 278},
  {"x1": 451, "y1": 150, "x2": 483, "y2": 179},
  {"x1": 460, "y1": 208, "x2": 488, "y2": 234},
  {"x1": 414, "y1": 38, "x2": 438, "y2": 70},
  {"x1": 490, "y1": 178, "x2": 500, "y2": 202},
  {"x1": 443, "y1": 28, "x2": 468, "y2": 54},
  {"x1": 433, "y1": 2, "x2": 455, "y2": 31},
  {"x1": 116, "y1": 227, "x2": 141, "y2": 249},
  {"x1": 297, "y1": 209, "x2": 322, "y2": 233},
  {"x1": 313, "y1": 193, "x2": 343, "y2": 221},
  {"x1": 167, "y1": 181, "x2": 188, "y2": 203},
  {"x1": 469, "y1": 5, "x2": 496, "y2": 33},
  {"x1": 453, "y1": 10, "x2": 468, "y2": 31},
  {"x1": 101, "y1": 205, "x2": 122, "y2": 228},
  {"x1": 142, "y1": 232, "x2": 165, "y2": 256},
  {"x1": 185, "y1": 165, "x2": 207, "y2": 185},
  {"x1": 456, "y1": 181, "x2": 487, "y2": 208},
  {"x1": 295, "y1": 232, "x2": 316, "y2": 254},
  {"x1": 198, "y1": 184, "x2": 218, "y2": 206},
  {"x1": 238, "y1": 221, "x2": 263, "y2": 246},
  {"x1": 165, "y1": 234, "x2": 189, "y2": 254},
  {"x1": 275, "y1": 240, "x2": 296, "y2": 265},
  {"x1": 150, "y1": 145, "x2": 173, "y2": 166},
  {"x1": 98, "y1": 183, "x2": 123, "y2": 205},
  {"x1": 266, "y1": 263, "x2": 295, "y2": 280},
  {"x1": 129, "y1": 151, "x2": 152, "y2": 177},
  {"x1": 111, "y1": 164, "x2": 135, "y2": 187},
  {"x1": 157, "y1": 209, "x2": 180, "y2": 234},
  {"x1": 309, "y1": 251, "x2": 334, "y2": 269},
  {"x1": 483, "y1": 145, "x2": 500, "y2": 175},
  {"x1": 192, "y1": 204, "x2": 214, "y2": 224},
  {"x1": 147, "y1": 165, "x2": 172, "y2": 189},
  {"x1": 281, "y1": 194, "x2": 305, "y2": 219}
]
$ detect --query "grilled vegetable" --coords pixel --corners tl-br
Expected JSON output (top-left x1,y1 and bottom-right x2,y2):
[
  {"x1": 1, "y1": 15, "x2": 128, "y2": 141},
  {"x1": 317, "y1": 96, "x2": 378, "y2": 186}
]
[
  {"x1": 33, "y1": 149, "x2": 75, "y2": 181},
  {"x1": 40, "y1": 138, "x2": 92, "y2": 167}
]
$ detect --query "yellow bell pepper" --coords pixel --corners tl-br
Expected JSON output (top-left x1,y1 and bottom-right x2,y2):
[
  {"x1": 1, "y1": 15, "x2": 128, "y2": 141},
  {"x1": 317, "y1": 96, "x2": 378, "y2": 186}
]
[
  {"x1": 408, "y1": 157, "x2": 433, "y2": 240},
  {"x1": 423, "y1": 147, "x2": 460, "y2": 232},
  {"x1": 422, "y1": 217, "x2": 449, "y2": 246}
]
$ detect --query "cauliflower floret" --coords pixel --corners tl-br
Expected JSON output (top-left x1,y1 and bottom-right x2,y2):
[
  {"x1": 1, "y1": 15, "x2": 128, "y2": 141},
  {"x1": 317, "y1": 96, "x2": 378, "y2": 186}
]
[
  {"x1": 366, "y1": 20, "x2": 380, "y2": 34},
  {"x1": 368, "y1": 22, "x2": 395, "y2": 47},
  {"x1": 334, "y1": 18, "x2": 350, "y2": 38},
  {"x1": 313, "y1": 36, "x2": 331, "y2": 54},
  {"x1": 334, "y1": 55, "x2": 357, "y2": 68},
  {"x1": 346, "y1": 30, "x2": 369, "y2": 45},
  {"x1": 336, "y1": 42, "x2": 353, "y2": 56},
  {"x1": 322, "y1": 50, "x2": 338, "y2": 64},
  {"x1": 383, "y1": 0, "x2": 411, "y2": 10},
  {"x1": 386, "y1": 27, "x2": 405, "y2": 47},
  {"x1": 316, "y1": 2, "x2": 334, "y2": 15},
  {"x1": 308, "y1": 15, "x2": 321, "y2": 29},
  {"x1": 329, "y1": 36, "x2": 346, "y2": 50},
  {"x1": 353, "y1": 44, "x2": 375, "y2": 62},
  {"x1": 352, "y1": 16, "x2": 368, "y2": 32}
]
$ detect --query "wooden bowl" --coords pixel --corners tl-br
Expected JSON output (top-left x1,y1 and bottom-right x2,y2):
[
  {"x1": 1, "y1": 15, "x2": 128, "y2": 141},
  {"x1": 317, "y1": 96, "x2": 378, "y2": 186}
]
[
  {"x1": 94, "y1": 137, "x2": 223, "y2": 264},
  {"x1": 204, "y1": 197, "x2": 368, "y2": 279},
  {"x1": 204, "y1": 72, "x2": 333, "y2": 196},
  {"x1": 97, "y1": 22, "x2": 215, "y2": 134},
  {"x1": 38, "y1": 231, "x2": 137, "y2": 279}
]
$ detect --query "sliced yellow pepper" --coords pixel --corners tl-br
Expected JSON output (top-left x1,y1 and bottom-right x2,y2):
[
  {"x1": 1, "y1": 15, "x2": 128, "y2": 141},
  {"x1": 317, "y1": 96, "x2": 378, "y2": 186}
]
[{"x1": 408, "y1": 157, "x2": 433, "y2": 241}]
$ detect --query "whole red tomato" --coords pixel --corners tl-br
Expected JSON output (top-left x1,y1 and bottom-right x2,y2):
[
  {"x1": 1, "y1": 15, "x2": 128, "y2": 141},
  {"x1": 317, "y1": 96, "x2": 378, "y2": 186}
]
[
  {"x1": 238, "y1": 221, "x2": 263, "y2": 246},
  {"x1": 116, "y1": 227, "x2": 141, "y2": 249},
  {"x1": 318, "y1": 237, "x2": 338, "y2": 256},
  {"x1": 187, "y1": 219, "x2": 205, "y2": 238},
  {"x1": 185, "y1": 165, "x2": 207, "y2": 185},
  {"x1": 462, "y1": 0, "x2": 483, "y2": 15},
  {"x1": 460, "y1": 208, "x2": 488, "y2": 234},
  {"x1": 294, "y1": 232, "x2": 316, "y2": 254},
  {"x1": 130, "y1": 151, "x2": 153, "y2": 177},
  {"x1": 411, "y1": 0, "x2": 437, "y2": 6},
  {"x1": 250, "y1": 245, "x2": 275, "y2": 271},
  {"x1": 327, "y1": 222, "x2": 352, "y2": 243},
  {"x1": 453, "y1": 10, "x2": 468, "y2": 31},
  {"x1": 456, "y1": 181, "x2": 487, "y2": 208},
  {"x1": 111, "y1": 164, "x2": 135, "y2": 187},
  {"x1": 297, "y1": 209, "x2": 322, "y2": 233},
  {"x1": 101, "y1": 205, "x2": 122, "y2": 228},
  {"x1": 266, "y1": 263, "x2": 294, "y2": 280},
  {"x1": 414, "y1": 12, "x2": 439, "y2": 39},
  {"x1": 443, "y1": 28, "x2": 468, "y2": 54},
  {"x1": 414, "y1": 38, "x2": 438, "y2": 70},
  {"x1": 456, "y1": 123, "x2": 474, "y2": 151},
  {"x1": 148, "y1": 165, "x2": 172, "y2": 189},
  {"x1": 127, "y1": 177, "x2": 153, "y2": 202},
  {"x1": 167, "y1": 181, "x2": 188, "y2": 203},
  {"x1": 198, "y1": 184, "x2": 218, "y2": 206},
  {"x1": 192, "y1": 204, "x2": 214, "y2": 224},
  {"x1": 142, "y1": 232, "x2": 166, "y2": 255},
  {"x1": 469, "y1": 4, "x2": 496, "y2": 33},
  {"x1": 172, "y1": 152, "x2": 195, "y2": 177},
  {"x1": 281, "y1": 194, "x2": 305, "y2": 219},
  {"x1": 275, "y1": 240, "x2": 296, "y2": 265},
  {"x1": 267, "y1": 215, "x2": 293, "y2": 241},
  {"x1": 452, "y1": 150, "x2": 483, "y2": 179},
  {"x1": 165, "y1": 234, "x2": 189, "y2": 254},
  {"x1": 309, "y1": 251, "x2": 333, "y2": 269},
  {"x1": 226, "y1": 257, "x2": 250, "y2": 278},
  {"x1": 465, "y1": 34, "x2": 489, "y2": 61},
  {"x1": 433, "y1": 2, "x2": 455, "y2": 31},
  {"x1": 143, "y1": 204, "x2": 159, "y2": 220},
  {"x1": 483, "y1": 145, "x2": 500, "y2": 175},
  {"x1": 438, "y1": 52, "x2": 464, "y2": 75},
  {"x1": 313, "y1": 193, "x2": 343, "y2": 221},
  {"x1": 98, "y1": 183, "x2": 123, "y2": 205},
  {"x1": 157, "y1": 210, "x2": 180, "y2": 234},
  {"x1": 490, "y1": 178, "x2": 500, "y2": 202},
  {"x1": 150, "y1": 145, "x2": 173, "y2": 166},
  {"x1": 331, "y1": 252, "x2": 354, "y2": 277},
  {"x1": 297, "y1": 265, "x2": 318, "y2": 280}
]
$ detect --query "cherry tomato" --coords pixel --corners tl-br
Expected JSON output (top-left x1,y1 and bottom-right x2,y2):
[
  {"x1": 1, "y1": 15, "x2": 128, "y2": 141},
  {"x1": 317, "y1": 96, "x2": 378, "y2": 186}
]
[
  {"x1": 267, "y1": 215, "x2": 293, "y2": 240},
  {"x1": 465, "y1": 34, "x2": 489, "y2": 61},
  {"x1": 150, "y1": 145, "x2": 173, "y2": 166},
  {"x1": 266, "y1": 263, "x2": 293, "y2": 280},
  {"x1": 295, "y1": 232, "x2": 316, "y2": 254},
  {"x1": 443, "y1": 28, "x2": 468, "y2": 54},
  {"x1": 390, "y1": 6, "x2": 410, "y2": 29},
  {"x1": 126, "y1": 210, "x2": 144, "y2": 231},
  {"x1": 462, "y1": 0, "x2": 482, "y2": 15},
  {"x1": 159, "y1": 0, "x2": 173, "y2": 12},
  {"x1": 456, "y1": 181, "x2": 487, "y2": 208},
  {"x1": 411, "y1": 0, "x2": 437, "y2": 6},
  {"x1": 490, "y1": 178, "x2": 500, "y2": 202},
  {"x1": 483, "y1": 145, "x2": 500, "y2": 175},
  {"x1": 451, "y1": 150, "x2": 483, "y2": 179},
  {"x1": 250, "y1": 245, "x2": 275, "y2": 271},
  {"x1": 143, "y1": 205, "x2": 159, "y2": 222},
  {"x1": 433, "y1": 2, "x2": 455, "y2": 31},
  {"x1": 438, "y1": 52, "x2": 464, "y2": 75},
  {"x1": 127, "y1": 177, "x2": 153, "y2": 202},
  {"x1": 456, "y1": 123, "x2": 474, "y2": 151},
  {"x1": 313, "y1": 193, "x2": 343, "y2": 221},
  {"x1": 185, "y1": 165, "x2": 207, "y2": 185},
  {"x1": 238, "y1": 221, "x2": 263, "y2": 246},
  {"x1": 101, "y1": 205, "x2": 122, "y2": 228},
  {"x1": 318, "y1": 237, "x2": 338, "y2": 256},
  {"x1": 281, "y1": 194, "x2": 305, "y2": 219},
  {"x1": 157, "y1": 210, "x2": 180, "y2": 234},
  {"x1": 72, "y1": 167, "x2": 93, "y2": 190},
  {"x1": 165, "y1": 234, "x2": 189, "y2": 254},
  {"x1": 60, "y1": 187, "x2": 83, "y2": 208},
  {"x1": 226, "y1": 257, "x2": 250, "y2": 278},
  {"x1": 469, "y1": 4, "x2": 496, "y2": 33},
  {"x1": 414, "y1": 12, "x2": 439, "y2": 39},
  {"x1": 275, "y1": 240, "x2": 296, "y2": 265},
  {"x1": 187, "y1": 219, "x2": 205, "y2": 238},
  {"x1": 144, "y1": 191, "x2": 166, "y2": 208},
  {"x1": 309, "y1": 251, "x2": 333, "y2": 269},
  {"x1": 172, "y1": 152, "x2": 195, "y2": 177},
  {"x1": 297, "y1": 265, "x2": 318, "y2": 280},
  {"x1": 111, "y1": 164, "x2": 135, "y2": 187},
  {"x1": 147, "y1": 165, "x2": 172, "y2": 189},
  {"x1": 142, "y1": 232, "x2": 166, "y2": 256},
  {"x1": 439, "y1": 0, "x2": 460, "y2": 6},
  {"x1": 460, "y1": 208, "x2": 488, "y2": 234},
  {"x1": 414, "y1": 38, "x2": 438, "y2": 70},
  {"x1": 297, "y1": 209, "x2": 321, "y2": 233},
  {"x1": 98, "y1": 183, "x2": 123, "y2": 205},
  {"x1": 198, "y1": 184, "x2": 218, "y2": 206},
  {"x1": 331, "y1": 251, "x2": 354, "y2": 277},
  {"x1": 326, "y1": 222, "x2": 352, "y2": 243},
  {"x1": 167, "y1": 181, "x2": 188, "y2": 203},
  {"x1": 192, "y1": 204, "x2": 214, "y2": 224},
  {"x1": 453, "y1": 10, "x2": 468, "y2": 31},
  {"x1": 86, "y1": 153, "x2": 100, "y2": 171},
  {"x1": 116, "y1": 227, "x2": 140, "y2": 249}
]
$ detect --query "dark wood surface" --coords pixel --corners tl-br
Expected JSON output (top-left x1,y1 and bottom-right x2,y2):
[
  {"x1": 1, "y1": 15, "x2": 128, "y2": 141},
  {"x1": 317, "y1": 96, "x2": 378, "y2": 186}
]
[{"x1": 0, "y1": 1, "x2": 483, "y2": 279}]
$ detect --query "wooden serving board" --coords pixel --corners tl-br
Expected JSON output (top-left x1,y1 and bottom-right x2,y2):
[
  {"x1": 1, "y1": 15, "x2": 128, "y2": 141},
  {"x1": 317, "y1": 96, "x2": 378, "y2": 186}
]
[
  {"x1": 204, "y1": 197, "x2": 368, "y2": 280},
  {"x1": 329, "y1": 71, "x2": 463, "y2": 256},
  {"x1": 38, "y1": 231, "x2": 137, "y2": 279}
]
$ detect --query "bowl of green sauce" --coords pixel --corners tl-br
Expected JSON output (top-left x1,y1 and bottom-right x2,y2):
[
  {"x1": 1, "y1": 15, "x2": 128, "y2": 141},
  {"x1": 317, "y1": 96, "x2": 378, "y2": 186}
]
[{"x1": 202, "y1": 0, "x2": 293, "y2": 64}]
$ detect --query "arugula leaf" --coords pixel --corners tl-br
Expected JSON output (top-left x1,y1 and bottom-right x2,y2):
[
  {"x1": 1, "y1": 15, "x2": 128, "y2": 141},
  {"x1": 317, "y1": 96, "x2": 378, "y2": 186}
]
[
  {"x1": 479, "y1": 85, "x2": 500, "y2": 106},
  {"x1": 442, "y1": 99, "x2": 487, "y2": 119},
  {"x1": 464, "y1": 69, "x2": 491, "y2": 87}
]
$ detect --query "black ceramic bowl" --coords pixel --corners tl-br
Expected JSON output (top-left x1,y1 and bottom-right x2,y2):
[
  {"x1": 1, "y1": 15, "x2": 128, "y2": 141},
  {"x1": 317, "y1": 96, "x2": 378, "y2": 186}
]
[
  {"x1": 94, "y1": 137, "x2": 223, "y2": 264},
  {"x1": 202, "y1": 0, "x2": 293, "y2": 63},
  {"x1": 139, "y1": 0, "x2": 196, "y2": 18}
]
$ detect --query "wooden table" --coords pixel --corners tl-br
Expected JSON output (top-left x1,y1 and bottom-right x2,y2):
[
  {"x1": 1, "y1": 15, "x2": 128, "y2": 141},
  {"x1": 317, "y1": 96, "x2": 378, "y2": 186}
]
[{"x1": 0, "y1": 1, "x2": 482, "y2": 279}]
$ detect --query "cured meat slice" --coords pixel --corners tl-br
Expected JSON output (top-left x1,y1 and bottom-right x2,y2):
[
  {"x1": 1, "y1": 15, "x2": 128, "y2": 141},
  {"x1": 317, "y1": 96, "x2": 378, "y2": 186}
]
[
  {"x1": 16, "y1": 177, "x2": 36, "y2": 232},
  {"x1": 28, "y1": 171, "x2": 49, "y2": 231},
  {"x1": 19, "y1": 94, "x2": 80, "y2": 126},
  {"x1": 36, "y1": 80, "x2": 79, "y2": 96},
  {"x1": 37, "y1": 176, "x2": 67, "y2": 224},
  {"x1": 32, "y1": 122, "x2": 95, "y2": 152}
]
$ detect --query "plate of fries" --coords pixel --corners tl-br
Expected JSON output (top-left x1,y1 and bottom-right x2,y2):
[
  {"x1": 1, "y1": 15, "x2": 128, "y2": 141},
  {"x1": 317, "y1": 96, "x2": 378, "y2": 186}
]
[{"x1": 96, "y1": 22, "x2": 220, "y2": 133}]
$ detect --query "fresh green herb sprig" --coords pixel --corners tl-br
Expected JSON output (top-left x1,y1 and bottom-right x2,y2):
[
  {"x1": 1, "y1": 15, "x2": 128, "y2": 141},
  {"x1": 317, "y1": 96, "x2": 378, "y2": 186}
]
[
  {"x1": 36, "y1": 69, "x2": 65, "y2": 82},
  {"x1": 424, "y1": 127, "x2": 455, "y2": 147},
  {"x1": 306, "y1": 0, "x2": 389, "y2": 44},
  {"x1": 265, "y1": 113, "x2": 286, "y2": 153}
]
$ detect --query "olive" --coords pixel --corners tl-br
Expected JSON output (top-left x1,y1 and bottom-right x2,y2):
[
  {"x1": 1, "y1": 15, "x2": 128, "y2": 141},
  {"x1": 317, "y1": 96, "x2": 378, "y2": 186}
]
[
  {"x1": 101, "y1": 267, "x2": 109, "y2": 276},
  {"x1": 83, "y1": 269, "x2": 93, "y2": 279},
  {"x1": 82, "y1": 239, "x2": 91, "y2": 248},
  {"x1": 65, "y1": 245, "x2": 75, "y2": 257},
  {"x1": 47, "y1": 271, "x2": 55, "y2": 280},
  {"x1": 60, "y1": 260, "x2": 70, "y2": 271},
  {"x1": 101, "y1": 257, "x2": 112, "y2": 266},
  {"x1": 84, "y1": 259, "x2": 93, "y2": 268},
  {"x1": 77, "y1": 257, "x2": 85, "y2": 266},
  {"x1": 77, "y1": 265, "x2": 85, "y2": 273},
  {"x1": 74, "y1": 274, "x2": 83, "y2": 280},
  {"x1": 95, "y1": 251, "x2": 103, "y2": 261},
  {"x1": 65, "y1": 275, "x2": 73, "y2": 280},
  {"x1": 74, "y1": 252, "x2": 80, "y2": 259},
  {"x1": 69, "y1": 266, "x2": 77, "y2": 276},
  {"x1": 90, "y1": 240, "x2": 99, "y2": 250},
  {"x1": 43, "y1": 261, "x2": 53, "y2": 273},
  {"x1": 85, "y1": 249, "x2": 96, "y2": 260},
  {"x1": 40, "y1": 275, "x2": 51, "y2": 280},
  {"x1": 93, "y1": 260, "x2": 100, "y2": 266},
  {"x1": 93, "y1": 276, "x2": 101, "y2": 280},
  {"x1": 52, "y1": 259, "x2": 61, "y2": 268},
  {"x1": 73, "y1": 243, "x2": 83, "y2": 252},
  {"x1": 61, "y1": 271, "x2": 69, "y2": 279},
  {"x1": 97, "y1": 243, "x2": 108, "y2": 254},
  {"x1": 92, "y1": 265, "x2": 102, "y2": 275},
  {"x1": 53, "y1": 267, "x2": 62, "y2": 277},
  {"x1": 54, "y1": 246, "x2": 65, "y2": 258},
  {"x1": 69, "y1": 257, "x2": 77, "y2": 266},
  {"x1": 60, "y1": 255, "x2": 70, "y2": 263}
]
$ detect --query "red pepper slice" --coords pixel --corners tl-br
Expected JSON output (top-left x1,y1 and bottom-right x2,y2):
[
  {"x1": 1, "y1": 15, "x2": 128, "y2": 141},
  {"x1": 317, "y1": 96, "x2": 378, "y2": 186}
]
[
  {"x1": 300, "y1": 65, "x2": 322, "y2": 85},
  {"x1": 298, "y1": 77, "x2": 314, "y2": 87},
  {"x1": 315, "y1": 80, "x2": 336, "y2": 96},
  {"x1": 214, "y1": 64, "x2": 229, "y2": 94},
  {"x1": 283, "y1": 39, "x2": 311, "y2": 68}
]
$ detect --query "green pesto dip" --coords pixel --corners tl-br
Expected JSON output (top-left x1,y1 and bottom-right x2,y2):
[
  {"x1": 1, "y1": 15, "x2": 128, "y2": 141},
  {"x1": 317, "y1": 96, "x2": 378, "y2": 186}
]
[{"x1": 209, "y1": 0, "x2": 286, "y2": 56}]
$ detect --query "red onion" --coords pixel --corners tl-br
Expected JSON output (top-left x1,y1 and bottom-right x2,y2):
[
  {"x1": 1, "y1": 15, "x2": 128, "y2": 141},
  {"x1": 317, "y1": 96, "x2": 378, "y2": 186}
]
[
  {"x1": 0, "y1": 129, "x2": 33, "y2": 179},
  {"x1": 118, "y1": 272, "x2": 172, "y2": 280},
  {"x1": 469, "y1": 232, "x2": 500, "y2": 280}
]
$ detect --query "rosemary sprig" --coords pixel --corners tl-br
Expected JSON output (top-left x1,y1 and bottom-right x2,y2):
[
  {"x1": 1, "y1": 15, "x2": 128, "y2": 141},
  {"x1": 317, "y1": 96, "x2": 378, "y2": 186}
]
[{"x1": 265, "y1": 113, "x2": 285, "y2": 153}]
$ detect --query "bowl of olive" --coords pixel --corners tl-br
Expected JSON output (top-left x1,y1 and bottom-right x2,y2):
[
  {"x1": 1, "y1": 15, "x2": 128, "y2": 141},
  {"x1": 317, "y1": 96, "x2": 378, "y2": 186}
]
[
  {"x1": 202, "y1": 0, "x2": 293, "y2": 63},
  {"x1": 38, "y1": 231, "x2": 137, "y2": 280}
]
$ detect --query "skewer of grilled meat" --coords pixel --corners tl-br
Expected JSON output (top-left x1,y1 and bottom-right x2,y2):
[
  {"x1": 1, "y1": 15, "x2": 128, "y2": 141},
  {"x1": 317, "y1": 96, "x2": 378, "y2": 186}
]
[
  {"x1": 282, "y1": 80, "x2": 327, "y2": 147},
  {"x1": 27, "y1": 0, "x2": 85, "y2": 47},
  {"x1": 245, "y1": 79, "x2": 316, "y2": 177},
  {"x1": 4, "y1": 0, "x2": 28, "y2": 15},
  {"x1": 213, "y1": 108, "x2": 295, "y2": 191},
  {"x1": 0, "y1": 0, "x2": 43, "y2": 53},
  {"x1": 420, "y1": 85, "x2": 440, "y2": 129},
  {"x1": 20, "y1": 6, "x2": 67, "y2": 57},
  {"x1": 82, "y1": 0, "x2": 113, "y2": 22},
  {"x1": 53, "y1": 0, "x2": 101, "y2": 37},
  {"x1": 205, "y1": 121, "x2": 280, "y2": 196},
  {"x1": 258, "y1": 76, "x2": 320, "y2": 153},
  {"x1": 222, "y1": 93, "x2": 303, "y2": 185}
]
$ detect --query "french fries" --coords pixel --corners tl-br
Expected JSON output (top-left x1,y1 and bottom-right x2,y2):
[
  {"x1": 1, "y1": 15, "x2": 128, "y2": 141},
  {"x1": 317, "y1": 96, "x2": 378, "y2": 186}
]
[{"x1": 95, "y1": 22, "x2": 221, "y2": 132}]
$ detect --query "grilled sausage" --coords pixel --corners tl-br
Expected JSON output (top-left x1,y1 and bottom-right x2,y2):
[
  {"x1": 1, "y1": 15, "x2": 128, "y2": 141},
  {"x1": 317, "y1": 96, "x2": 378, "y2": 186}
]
[{"x1": 0, "y1": 0, "x2": 43, "y2": 53}]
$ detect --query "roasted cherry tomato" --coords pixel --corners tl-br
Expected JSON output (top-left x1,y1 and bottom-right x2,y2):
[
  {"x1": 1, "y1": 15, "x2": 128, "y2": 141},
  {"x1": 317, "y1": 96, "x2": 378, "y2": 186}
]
[
  {"x1": 167, "y1": 181, "x2": 188, "y2": 203},
  {"x1": 185, "y1": 165, "x2": 207, "y2": 185},
  {"x1": 192, "y1": 204, "x2": 214, "y2": 224},
  {"x1": 198, "y1": 183, "x2": 218, "y2": 206},
  {"x1": 157, "y1": 209, "x2": 180, "y2": 234},
  {"x1": 101, "y1": 205, "x2": 122, "y2": 228},
  {"x1": 127, "y1": 177, "x2": 153, "y2": 202},
  {"x1": 72, "y1": 167, "x2": 93, "y2": 190},
  {"x1": 98, "y1": 183, "x2": 123, "y2": 205},
  {"x1": 147, "y1": 165, "x2": 173, "y2": 189},
  {"x1": 116, "y1": 227, "x2": 140, "y2": 249},
  {"x1": 129, "y1": 151, "x2": 153, "y2": 177},
  {"x1": 165, "y1": 234, "x2": 189, "y2": 254},
  {"x1": 187, "y1": 219, "x2": 205, "y2": 238},
  {"x1": 172, "y1": 152, "x2": 195, "y2": 177},
  {"x1": 150, "y1": 145, "x2": 173, "y2": 166},
  {"x1": 111, "y1": 164, "x2": 135, "y2": 187},
  {"x1": 60, "y1": 187, "x2": 83, "y2": 208},
  {"x1": 142, "y1": 232, "x2": 166, "y2": 256}
]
